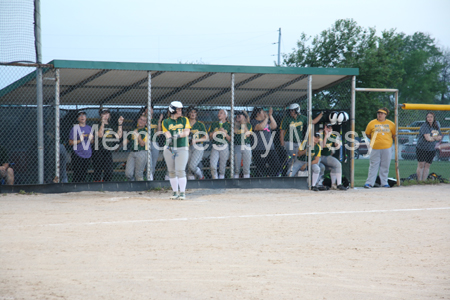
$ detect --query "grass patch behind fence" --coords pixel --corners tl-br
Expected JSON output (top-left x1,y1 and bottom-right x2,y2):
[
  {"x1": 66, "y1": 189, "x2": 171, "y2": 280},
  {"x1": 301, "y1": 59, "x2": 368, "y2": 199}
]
[{"x1": 353, "y1": 159, "x2": 450, "y2": 187}]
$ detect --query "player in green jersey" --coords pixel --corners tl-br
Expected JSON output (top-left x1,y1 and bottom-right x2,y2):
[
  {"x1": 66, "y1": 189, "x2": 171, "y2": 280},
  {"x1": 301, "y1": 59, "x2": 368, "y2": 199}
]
[
  {"x1": 208, "y1": 109, "x2": 231, "y2": 179},
  {"x1": 162, "y1": 101, "x2": 191, "y2": 200},
  {"x1": 186, "y1": 106, "x2": 208, "y2": 180},
  {"x1": 319, "y1": 124, "x2": 346, "y2": 190},
  {"x1": 290, "y1": 132, "x2": 322, "y2": 191}
]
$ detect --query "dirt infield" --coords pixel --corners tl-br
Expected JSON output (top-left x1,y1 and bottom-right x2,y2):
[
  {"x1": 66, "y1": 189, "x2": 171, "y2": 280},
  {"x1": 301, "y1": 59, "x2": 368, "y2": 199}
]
[{"x1": 1, "y1": 185, "x2": 449, "y2": 300}]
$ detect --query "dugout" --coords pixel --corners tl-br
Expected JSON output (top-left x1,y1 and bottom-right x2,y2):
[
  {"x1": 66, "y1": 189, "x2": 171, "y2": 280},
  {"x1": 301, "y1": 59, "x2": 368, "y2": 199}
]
[{"x1": 0, "y1": 60, "x2": 358, "y2": 193}]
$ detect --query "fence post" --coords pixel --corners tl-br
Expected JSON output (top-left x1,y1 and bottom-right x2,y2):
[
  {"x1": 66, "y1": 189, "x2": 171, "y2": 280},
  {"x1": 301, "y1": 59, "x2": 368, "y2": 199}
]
[
  {"x1": 307, "y1": 75, "x2": 312, "y2": 188},
  {"x1": 55, "y1": 69, "x2": 60, "y2": 182},
  {"x1": 230, "y1": 73, "x2": 235, "y2": 178},
  {"x1": 147, "y1": 71, "x2": 152, "y2": 181},
  {"x1": 351, "y1": 76, "x2": 356, "y2": 188}
]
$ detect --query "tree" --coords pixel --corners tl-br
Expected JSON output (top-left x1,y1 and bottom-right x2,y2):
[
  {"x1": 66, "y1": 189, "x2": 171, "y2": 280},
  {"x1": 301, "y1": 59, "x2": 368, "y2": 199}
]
[{"x1": 283, "y1": 19, "x2": 446, "y2": 132}]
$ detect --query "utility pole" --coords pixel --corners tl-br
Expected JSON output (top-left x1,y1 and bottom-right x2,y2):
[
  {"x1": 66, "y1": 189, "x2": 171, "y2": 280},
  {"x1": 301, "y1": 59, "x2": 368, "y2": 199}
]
[{"x1": 277, "y1": 28, "x2": 281, "y2": 66}]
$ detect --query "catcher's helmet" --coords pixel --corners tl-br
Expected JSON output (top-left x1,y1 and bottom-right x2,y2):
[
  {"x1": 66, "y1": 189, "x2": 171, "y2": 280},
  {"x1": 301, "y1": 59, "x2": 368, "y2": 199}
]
[
  {"x1": 288, "y1": 103, "x2": 300, "y2": 114},
  {"x1": 168, "y1": 101, "x2": 183, "y2": 114}
]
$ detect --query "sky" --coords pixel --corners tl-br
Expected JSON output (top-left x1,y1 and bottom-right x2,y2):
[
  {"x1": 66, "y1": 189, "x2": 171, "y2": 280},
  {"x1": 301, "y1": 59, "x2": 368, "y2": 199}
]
[{"x1": 37, "y1": 0, "x2": 450, "y2": 67}]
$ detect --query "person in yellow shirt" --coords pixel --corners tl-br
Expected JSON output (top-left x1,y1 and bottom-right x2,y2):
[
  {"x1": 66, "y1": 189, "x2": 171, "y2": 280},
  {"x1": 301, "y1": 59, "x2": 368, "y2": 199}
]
[{"x1": 364, "y1": 107, "x2": 396, "y2": 188}]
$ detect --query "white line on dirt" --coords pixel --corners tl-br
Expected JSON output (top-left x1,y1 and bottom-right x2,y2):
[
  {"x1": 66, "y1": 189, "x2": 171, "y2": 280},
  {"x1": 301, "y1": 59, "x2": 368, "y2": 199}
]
[{"x1": 20, "y1": 206, "x2": 450, "y2": 228}]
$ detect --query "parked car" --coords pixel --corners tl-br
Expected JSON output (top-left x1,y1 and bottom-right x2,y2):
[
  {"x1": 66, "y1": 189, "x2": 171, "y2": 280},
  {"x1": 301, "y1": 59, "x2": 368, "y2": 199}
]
[
  {"x1": 349, "y1": 137, "x2": 369, "y2": 159},
  {"x1": 401, "y1": 143, "x2": 417, "y2": 160},
  {"x1": 397, "y1": 129, "x2": 412, "y2": 144},
  {"x1": 436, "y1": 135, "x2": 450, "y2": 161}
]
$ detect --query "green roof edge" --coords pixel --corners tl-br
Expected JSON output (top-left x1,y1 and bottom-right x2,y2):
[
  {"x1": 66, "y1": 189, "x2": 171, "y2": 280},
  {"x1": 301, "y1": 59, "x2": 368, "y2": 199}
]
[{"x1": 50, "y1": 60, "x2": 359, "y2": 76}]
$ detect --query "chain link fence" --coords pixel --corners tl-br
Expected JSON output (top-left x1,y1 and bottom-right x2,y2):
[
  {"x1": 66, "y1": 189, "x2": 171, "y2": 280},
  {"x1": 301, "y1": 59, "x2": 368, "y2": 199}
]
[
  {"x1": 0, "y1": 63, "x2": 355, "y2": 188},
  {"x1": 398, "y1": 108, "x2": 450, "y2": 183}
]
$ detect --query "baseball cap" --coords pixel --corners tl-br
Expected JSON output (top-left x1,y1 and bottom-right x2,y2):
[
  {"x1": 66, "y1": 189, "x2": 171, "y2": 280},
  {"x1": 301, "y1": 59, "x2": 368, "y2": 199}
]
[
  {"x1": 77, "y1": 110, "x2": 86, "y2": 116},
  {"x1": 326, "y1": 123, "x2": 333, "y2": 128},
  {"x1": 314, "y1": 132, "x2": 321, "y2": 138},
  {"x1": 100, "y1": 108, "x2": 110, "y2": 115},
  {"x1": 235, "y1": 110, "x2": 246, "y2": 116}
]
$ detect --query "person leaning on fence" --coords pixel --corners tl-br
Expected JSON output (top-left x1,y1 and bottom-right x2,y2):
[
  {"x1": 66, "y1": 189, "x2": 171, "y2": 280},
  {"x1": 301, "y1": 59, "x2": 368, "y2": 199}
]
[
  {"x1": 318, "y1": 124, "x2": 346, "y2": 190},
  {"x1": 162, "y1": 101, "x2": 191, "y2": 200},
  {"x1": 141, "y1": 105, "x2": 163, "y2": 181},
  {"x1": 92, "y1": 108, "x2": 124, "y2": 182},
  {"x1": 234, "y1": 110, "x2": 252, "y2": 178},
  {"x1": 290, "y1": 132, "x2": 322, "y2": 191},
  {"x1": 123, "y1": 114, "x2": 148, "y2": 181},
  {"x1": 250, "y1": 107, "x2": 282, "y2": 177},
  {"x1": 0, "y1": 144, "x2": 14, "y2": 185},
  {"x1": 416, "y1": 112, "x2": 442, "y2": 181},
  {"x1": 69, "y1": 110, "x2": 94, "y2": 183},
  {"x1": 208, "y1": 109, "x2": 231, "y2": 179},
  {"x1": 364, "y1": 107, "x2": 396, "y2": 189},
  {"x1": 279, "y1": 103, "x2": 324, "y2": 159},
  {"x1": 186, "y1": 106, "x2": 208, "y2": 180}
]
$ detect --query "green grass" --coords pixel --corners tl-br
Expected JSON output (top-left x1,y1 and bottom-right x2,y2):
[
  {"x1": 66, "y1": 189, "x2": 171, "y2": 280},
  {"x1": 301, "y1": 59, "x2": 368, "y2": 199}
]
[{"x1": 353, "y1": 159, "x2": 450, "y2": 187}]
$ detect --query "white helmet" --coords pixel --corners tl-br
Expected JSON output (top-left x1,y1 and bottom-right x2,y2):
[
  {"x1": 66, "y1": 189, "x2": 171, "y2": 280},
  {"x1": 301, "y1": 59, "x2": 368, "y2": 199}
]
[
  {"x1": 168, "y1": 101, "x2": 183, "y2": 113},
  {"x1": 288, "y1": 103, "x2": 300, "y2": 114},
  {"x1": 329, "y1": 111, "x2": 338, "y2": 125},
  {"x1": 341, "y1": 111, "x2": 349, "y2": 123},
  {"x1": 336, "y1": 112, "x2": 345, "y2": 125}
]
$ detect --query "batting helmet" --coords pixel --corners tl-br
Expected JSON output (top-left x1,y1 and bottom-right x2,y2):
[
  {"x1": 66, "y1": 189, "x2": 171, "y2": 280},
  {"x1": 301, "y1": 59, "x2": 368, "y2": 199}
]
[
  {"x1": 329, "y1": 111, "x2": 338, "y2": 125},
  {"x1": 168, "y1": 101, "x2": 183, "y2": 114},
  {"x1": 288, "y1": 103, "x2": 300, "y2": 114}
]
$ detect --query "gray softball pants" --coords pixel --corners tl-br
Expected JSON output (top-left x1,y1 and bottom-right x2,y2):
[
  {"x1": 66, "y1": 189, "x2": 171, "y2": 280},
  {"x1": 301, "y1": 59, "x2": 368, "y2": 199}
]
[
  {"x1": 290, "y1": 160, "x2": 320, "y2": 177},
  {"x1": 125, "y1": 150, "x2": 147, "y2": 181},
  {"x1": 188, "y1": 144, "x2": 205, "y2": 178},
  {"x1": 149, "y1": 142, "x2": 160, "y2": 179},
  {"x1": 164, "y1": 147, "x2": 189, "y2": 178},
  {"x1": 365, "y1": 148, "x2": 392, "y2": 186},
  {"x1": 210, "y1": 144, "x2": 229, "y2": 179},
  {"x1": 319, "y1": 155, "x2": 342, "y2": 178},
  {"x1": 234, "y1": 144, "x2": 252, "y2": 177}
]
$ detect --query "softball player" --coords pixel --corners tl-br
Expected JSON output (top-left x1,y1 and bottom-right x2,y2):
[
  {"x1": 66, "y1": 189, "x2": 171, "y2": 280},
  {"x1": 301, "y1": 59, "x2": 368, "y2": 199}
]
[
  {"x1": 319, "y1": 124, "x2": 346, "y2": 190},
  {"x1": 186, "y1": 106, "x2": 208, "y2": 180},
  {"x1": 208, "y1": 109, "x2": 231, "y2": 179},
  {"x1": 290, "y1": 132, "x2": 322, "y2": 191},
  {"x1": 234, "y1": 110, "x2": 252, "y2": 178},
  {"x1": 162, "y1": 101, "x2": 191, "y2": 200}
]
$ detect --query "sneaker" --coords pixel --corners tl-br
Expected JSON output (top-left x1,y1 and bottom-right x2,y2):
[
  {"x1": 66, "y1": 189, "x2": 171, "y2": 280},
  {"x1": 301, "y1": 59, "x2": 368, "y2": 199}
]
[
  {"x1": 337, "y1": 184, "x2": 347, "y2": 191},
  {"x1": 364, "y1": 184, "x2": 372, "y2": 189},
  {"x1": 311, "y1": 186, "x2": 319, "y2": 192},
  {"x1": 331, "y1": 184, "x2": 337, "y2": 190},
  {"x1": 170, "y1": 192, "x2": 179, "y2": 199},
  {"x1": 383, "y1": 184, "x2": 390, "y2": 188},
  {"x1": 178, "y1": 192, "x2": 186, "y2": 200}
]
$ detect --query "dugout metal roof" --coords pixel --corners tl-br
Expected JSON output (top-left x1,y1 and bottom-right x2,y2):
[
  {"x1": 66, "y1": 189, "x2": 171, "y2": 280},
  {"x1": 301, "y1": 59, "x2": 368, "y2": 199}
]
[{"x1": 0, "y1": 60, "x2": 359, "y2": 107}]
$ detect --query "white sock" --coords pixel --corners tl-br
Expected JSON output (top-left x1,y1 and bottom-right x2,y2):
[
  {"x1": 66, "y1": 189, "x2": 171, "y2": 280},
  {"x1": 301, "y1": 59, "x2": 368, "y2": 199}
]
[
  {"x1": 330, "y1": 174, "x2": 337, "y2": 185},
  {"x1": 169, "y1": 178, "x2": 178, "y2": 192},
  {"x1": 234, "y1": 174, "x2": 239, "y2": 179},
  {"x1": 243, "y1": 174, "x2": 250, "y2": 178},
  {"x1": 219, "y1": 174, "x2": 225, "y2": 179},
  {"x1": 187, "y1": 175, "x2": 195, "y2": 180},
  {"x1": 149, "y1": 174, "x2": 153, "y2": 181},
  {"x1": 312, "y1": 172, "x2": 319, "y2": 186},
  {"x1": 178, "y1": 177, "x2": 187, "y2": 192},
  {"x1": 336, "y1": 173, "x2": 342, "y2": 185}
]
